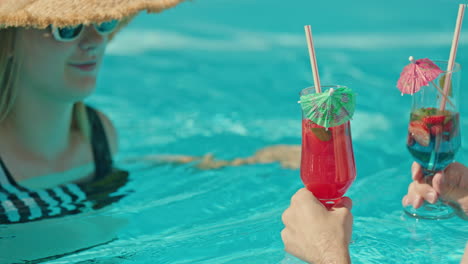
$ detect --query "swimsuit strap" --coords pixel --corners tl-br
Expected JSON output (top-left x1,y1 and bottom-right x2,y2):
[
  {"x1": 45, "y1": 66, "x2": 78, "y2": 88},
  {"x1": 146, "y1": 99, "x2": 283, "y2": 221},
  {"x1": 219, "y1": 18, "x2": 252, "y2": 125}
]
[
  {"x1": 0, "y1": 153, "x2": 22, "y2": 187},
  {"x1": 85, "y1": 105, "x2": 114, "y2": 179}
]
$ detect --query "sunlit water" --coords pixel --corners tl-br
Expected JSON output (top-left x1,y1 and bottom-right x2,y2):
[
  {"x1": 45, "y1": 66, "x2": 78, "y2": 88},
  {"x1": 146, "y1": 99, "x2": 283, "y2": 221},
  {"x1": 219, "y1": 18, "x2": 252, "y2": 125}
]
[{"x1": 2, "y1": 0, "x2": 468, "y2": 263}]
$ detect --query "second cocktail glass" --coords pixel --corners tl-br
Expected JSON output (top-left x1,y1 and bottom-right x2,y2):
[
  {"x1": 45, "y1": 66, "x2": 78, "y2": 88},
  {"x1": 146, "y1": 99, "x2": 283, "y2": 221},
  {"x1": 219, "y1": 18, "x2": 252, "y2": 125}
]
[{"x1": 404, "y1": 61, "x2": 461, "y2": 219}]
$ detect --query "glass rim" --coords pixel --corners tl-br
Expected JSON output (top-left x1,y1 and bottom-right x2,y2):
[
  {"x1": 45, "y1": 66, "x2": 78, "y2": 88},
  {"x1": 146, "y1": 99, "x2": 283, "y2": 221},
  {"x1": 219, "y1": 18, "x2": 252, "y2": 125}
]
[
  {"x1": 430, "y1": 60, "x2": 461, "y2": 73},
  {"x1": 300, "y1": 85, "x2": 348, "y2": 95}
]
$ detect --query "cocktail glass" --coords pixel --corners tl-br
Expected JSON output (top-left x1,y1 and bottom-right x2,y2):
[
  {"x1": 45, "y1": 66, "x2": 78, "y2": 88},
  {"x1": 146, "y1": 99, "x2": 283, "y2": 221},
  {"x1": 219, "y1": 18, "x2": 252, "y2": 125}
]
[
  {"x1": 404, "y1": 61, "x2": 461, "y2": 219},
  {"x1": 300, "y1": 85, "x2": 356, "y2": 209}
]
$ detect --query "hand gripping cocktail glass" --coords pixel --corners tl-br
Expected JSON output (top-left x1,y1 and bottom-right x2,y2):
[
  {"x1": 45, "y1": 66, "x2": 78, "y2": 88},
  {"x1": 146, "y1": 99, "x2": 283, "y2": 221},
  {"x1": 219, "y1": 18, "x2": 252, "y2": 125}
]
[
  {"x1": 404, "y1": 61, "x2": 461, "y2": 219},
  {"x1": 299, "y1": 85, "x2": 357, "y2": 209}
]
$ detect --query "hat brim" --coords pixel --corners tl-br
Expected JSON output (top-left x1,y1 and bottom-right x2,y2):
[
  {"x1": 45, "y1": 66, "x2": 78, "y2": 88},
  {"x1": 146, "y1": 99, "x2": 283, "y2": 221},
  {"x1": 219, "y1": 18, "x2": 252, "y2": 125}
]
[{"x1": 0, "y1": 0, "x2": 186, "y2": 29}]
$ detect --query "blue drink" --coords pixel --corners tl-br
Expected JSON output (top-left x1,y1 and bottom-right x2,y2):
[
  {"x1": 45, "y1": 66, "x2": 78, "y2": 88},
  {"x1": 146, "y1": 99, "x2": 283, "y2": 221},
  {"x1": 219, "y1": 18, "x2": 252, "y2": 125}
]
[{"x1": 406, "y1": 108, "x2": 461, "y2": 172}]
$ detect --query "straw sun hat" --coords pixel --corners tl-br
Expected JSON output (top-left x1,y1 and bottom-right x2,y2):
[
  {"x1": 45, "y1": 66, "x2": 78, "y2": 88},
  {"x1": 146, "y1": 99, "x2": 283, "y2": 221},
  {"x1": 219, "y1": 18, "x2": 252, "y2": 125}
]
[{"x1": 0, "y1": 0, "x2": 186, "y2": 29}]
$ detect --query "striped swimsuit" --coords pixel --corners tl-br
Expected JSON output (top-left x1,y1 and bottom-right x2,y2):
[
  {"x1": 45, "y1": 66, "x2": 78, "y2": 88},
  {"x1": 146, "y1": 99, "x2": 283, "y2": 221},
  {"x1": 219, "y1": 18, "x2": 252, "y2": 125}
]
[{"x1": 0, "y1": 106, "x2": 129, "y2": 224}]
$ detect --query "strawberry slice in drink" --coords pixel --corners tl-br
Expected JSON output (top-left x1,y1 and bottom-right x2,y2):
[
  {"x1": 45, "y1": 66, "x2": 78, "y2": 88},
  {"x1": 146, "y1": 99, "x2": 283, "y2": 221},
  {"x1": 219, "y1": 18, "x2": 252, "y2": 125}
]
[
  {"x1": 409, "y1": 121, "x2": 430, "y2": 147},
  {"x1": 430, "y1": 125, "x2": 443, "y2": 136},
  {"x1": 422, "y1": 115, "x2": 445, "y2": 125},
  {"x1": 407, "y1": 133, "x2": 415, "y2": 146},
  {"x1": 443, "y1": 120, "x2": 453, "y2": 133}
]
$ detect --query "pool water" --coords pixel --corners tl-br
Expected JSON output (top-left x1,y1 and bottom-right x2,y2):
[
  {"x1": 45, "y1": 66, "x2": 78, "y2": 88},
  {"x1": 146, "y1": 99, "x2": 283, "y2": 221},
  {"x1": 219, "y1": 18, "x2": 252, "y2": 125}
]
[{"x1": 3, "y1": 0, "x2": 468, "y2": 263}]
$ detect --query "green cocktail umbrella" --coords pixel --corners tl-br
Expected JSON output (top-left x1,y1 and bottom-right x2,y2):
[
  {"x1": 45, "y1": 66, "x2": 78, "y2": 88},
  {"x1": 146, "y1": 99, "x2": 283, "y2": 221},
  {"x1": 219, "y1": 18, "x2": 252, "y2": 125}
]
[{"x1": 299, "y1": 86, "x2": 356, "y2": 128}]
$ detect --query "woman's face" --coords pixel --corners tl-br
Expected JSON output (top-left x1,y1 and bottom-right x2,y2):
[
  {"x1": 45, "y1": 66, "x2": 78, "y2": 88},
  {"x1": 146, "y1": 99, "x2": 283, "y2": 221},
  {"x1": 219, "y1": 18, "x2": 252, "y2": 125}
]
[{"x1": 14, "y1": 25, "x2": 109, "y2": 103}]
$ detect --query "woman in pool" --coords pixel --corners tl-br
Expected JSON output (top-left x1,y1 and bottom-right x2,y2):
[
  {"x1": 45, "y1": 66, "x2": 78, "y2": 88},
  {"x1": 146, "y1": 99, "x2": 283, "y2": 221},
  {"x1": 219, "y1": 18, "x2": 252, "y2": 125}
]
[
  {"x1": 0, "y1": 1, "x2": 188, "y2": 262},
  {"x1": 0, "y1": 0, "x2": 301, "y2": 225},
  {"x1": 0, "y1": 0, "x2": 186, "y2": 224}
]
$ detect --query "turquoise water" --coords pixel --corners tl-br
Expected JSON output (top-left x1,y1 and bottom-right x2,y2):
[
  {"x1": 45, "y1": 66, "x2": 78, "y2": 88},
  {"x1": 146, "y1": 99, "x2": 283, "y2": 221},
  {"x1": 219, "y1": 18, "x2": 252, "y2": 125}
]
[{"x1": 4, "y1": 0, "x2": 468, "y2": 263}]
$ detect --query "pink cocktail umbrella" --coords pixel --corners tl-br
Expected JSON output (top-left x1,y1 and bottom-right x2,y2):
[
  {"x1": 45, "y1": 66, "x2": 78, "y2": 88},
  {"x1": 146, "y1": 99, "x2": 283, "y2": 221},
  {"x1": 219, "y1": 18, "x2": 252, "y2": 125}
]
[{"x1": 397, "y1": 56, "x2": 443, "y2": 95}]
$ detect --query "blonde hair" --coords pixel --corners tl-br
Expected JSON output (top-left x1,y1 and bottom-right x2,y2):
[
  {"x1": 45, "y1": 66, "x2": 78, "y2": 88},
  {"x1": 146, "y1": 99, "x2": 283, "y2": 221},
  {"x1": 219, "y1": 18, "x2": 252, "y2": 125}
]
[{"x1": 0, "y1": 27, "x2": 91, "y2": 140}]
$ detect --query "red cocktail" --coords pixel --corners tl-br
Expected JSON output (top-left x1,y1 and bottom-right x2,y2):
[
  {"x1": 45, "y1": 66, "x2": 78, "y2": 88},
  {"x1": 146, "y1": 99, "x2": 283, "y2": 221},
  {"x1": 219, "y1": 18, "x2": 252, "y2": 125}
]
[
  {"x1": 300, "y1": 120, "x2": 356, "y2": 208},
  {"x1": 299, "y1": 86, "x2": 356, "y2": 209}
]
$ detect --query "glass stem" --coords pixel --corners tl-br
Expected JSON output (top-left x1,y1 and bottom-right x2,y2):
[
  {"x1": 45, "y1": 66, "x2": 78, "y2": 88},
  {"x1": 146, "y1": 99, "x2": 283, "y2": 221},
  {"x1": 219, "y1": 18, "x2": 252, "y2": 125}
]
[{"x1": 421, "y1": 167, "x2": 437, "y2": 184}]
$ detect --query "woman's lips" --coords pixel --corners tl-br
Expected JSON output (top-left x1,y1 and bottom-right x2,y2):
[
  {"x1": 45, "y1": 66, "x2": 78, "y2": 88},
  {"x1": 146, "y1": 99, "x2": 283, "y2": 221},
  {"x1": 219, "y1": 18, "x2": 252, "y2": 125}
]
[{"x1": 70, "y1": 62, "x2": 97, "y2": 71}]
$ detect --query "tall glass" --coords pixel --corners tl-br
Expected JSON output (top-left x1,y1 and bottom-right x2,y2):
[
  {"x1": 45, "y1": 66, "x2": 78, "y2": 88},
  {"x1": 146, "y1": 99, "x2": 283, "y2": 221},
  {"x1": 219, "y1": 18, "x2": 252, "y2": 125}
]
[
  {"x1": 300, "y1": 85, "x2": 356, "y2": 209},
  {"x1": 404, "y1": 61, "x2": 461, "y2": 219}
]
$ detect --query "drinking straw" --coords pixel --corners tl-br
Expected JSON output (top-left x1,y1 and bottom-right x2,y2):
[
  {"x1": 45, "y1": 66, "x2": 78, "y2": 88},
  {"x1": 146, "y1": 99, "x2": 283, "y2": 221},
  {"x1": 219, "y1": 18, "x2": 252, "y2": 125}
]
[
  {"x1": 440, "y1": 4, "x2": 466, "y2": 110},
  {"x1": 304, "y1": 25, "x2": 322, "y2": 93}
]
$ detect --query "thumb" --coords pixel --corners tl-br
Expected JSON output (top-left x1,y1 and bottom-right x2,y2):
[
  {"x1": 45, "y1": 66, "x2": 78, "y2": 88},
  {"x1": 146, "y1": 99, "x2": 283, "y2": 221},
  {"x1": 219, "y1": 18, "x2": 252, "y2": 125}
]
[{"x1": 293, "y1": 188, "x2": 327, "y2": 211}]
